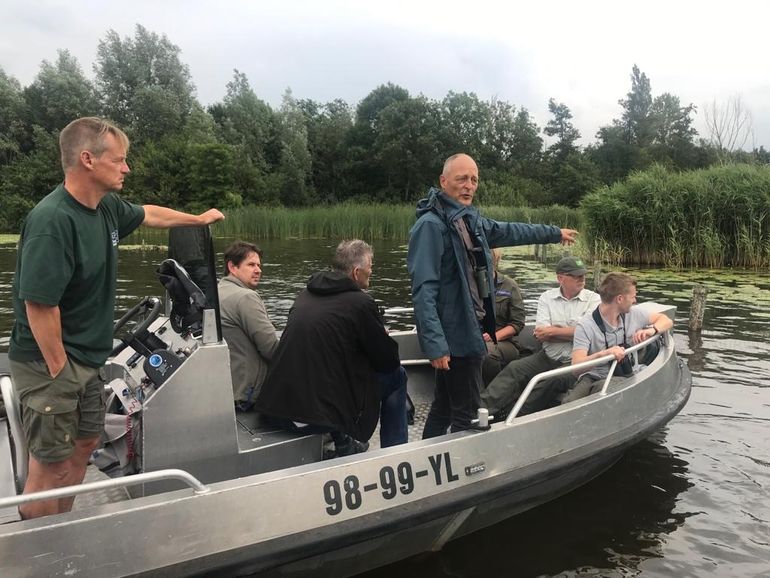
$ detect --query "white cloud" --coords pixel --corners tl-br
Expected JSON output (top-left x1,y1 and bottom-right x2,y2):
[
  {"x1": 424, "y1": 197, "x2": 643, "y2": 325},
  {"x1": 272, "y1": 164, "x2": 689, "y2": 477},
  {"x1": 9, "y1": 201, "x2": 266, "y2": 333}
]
[{"x1": 1, "y1": 0, "x2": 769, "y2": 147}]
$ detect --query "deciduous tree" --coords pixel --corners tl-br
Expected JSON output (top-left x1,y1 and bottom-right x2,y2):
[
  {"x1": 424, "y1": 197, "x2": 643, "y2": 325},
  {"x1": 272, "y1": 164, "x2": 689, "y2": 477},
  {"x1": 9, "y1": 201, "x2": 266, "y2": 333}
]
[
  {"x1": 94, "y1": 25, "x2": 195, "y2": 141},
  {"x1": 0, "y1": 68, "x2": 27, "y2": 164},
  {"x1": 544, "y1": 98, "x2": 580, "y2": 160},
  {"x1": 703, "y1": 95, "x2": 754, "y2": 163},
  {"x1": 24, "y1": 50, "x2": 99, "y2": 133},
  {"x1": 275, "y1": 88, "x2": 313, "y2": 206},
  {"x1": 373, "y1": 95, "x2": 442, "y2": 202},
  {"x1": 299, "y1": 98, "x2": 353, "y2": 202}
]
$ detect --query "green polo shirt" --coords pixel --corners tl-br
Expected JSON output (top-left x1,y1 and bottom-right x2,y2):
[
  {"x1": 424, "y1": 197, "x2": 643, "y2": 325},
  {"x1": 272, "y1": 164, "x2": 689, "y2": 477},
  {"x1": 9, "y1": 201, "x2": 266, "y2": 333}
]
[{"x1": 9, "y1": 184, "x2": 145, "y2": 367}]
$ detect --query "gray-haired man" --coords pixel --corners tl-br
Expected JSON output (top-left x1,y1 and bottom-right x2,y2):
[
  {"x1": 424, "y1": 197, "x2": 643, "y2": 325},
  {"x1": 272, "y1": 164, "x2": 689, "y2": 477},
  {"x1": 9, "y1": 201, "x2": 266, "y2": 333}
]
[
  {"x1": 256, "y1": 240, "x2": 407, "y2": 456},
  {"x1": 481, "y1": 257, "x2": 600, "y2": 418}
]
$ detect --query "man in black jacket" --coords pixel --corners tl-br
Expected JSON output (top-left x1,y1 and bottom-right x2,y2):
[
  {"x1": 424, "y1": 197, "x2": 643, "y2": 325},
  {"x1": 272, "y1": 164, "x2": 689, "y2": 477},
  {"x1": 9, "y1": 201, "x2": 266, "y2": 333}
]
[{"x1": 255, "y1": 240, "x2": 407, "y2": 456}]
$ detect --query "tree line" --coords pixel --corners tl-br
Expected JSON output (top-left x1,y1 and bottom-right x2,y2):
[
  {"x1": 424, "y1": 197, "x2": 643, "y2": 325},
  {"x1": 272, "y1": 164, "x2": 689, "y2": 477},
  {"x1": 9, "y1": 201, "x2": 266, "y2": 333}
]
[{"x1": 1, "y1": 24, "x2": 768, "y2": 232}]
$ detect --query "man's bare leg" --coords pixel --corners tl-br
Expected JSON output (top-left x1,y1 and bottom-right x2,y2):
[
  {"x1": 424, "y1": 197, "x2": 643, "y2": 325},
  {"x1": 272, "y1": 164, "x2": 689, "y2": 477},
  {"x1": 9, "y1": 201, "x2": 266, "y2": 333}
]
[
  {"x1": 19, "y1": 435, "x2": 99, "y2": 519},
  {"x1": 19, "y1": 456, "x2": 72, "y2": 519},
  {"x1": 58, "y1": 436, "x2": 99, "y2": 512}
]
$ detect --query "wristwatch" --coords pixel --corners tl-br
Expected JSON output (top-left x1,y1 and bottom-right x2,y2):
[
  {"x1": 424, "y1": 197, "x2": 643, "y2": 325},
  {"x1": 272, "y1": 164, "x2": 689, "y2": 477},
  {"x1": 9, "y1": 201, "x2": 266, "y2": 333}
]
[{"x1": 646, "y1": 324, "x2": 659, "y2": 335}]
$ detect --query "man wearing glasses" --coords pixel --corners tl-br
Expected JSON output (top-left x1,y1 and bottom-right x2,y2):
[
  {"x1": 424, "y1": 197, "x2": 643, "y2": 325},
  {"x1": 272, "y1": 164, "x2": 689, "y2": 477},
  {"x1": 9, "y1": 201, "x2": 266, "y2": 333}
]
[
  {"x1": 481, "y1": 257, "x2": 600, "y2": 419},
  {"x1": 408, "y1": 154, "x2": 578, "y2": 438}
]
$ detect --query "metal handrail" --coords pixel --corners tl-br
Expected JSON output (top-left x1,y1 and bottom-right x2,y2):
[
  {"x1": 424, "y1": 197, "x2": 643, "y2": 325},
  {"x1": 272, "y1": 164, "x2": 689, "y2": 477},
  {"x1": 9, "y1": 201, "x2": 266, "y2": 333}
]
[
  {"x1": 0, "y1": 374, "x2": 27, "y2": 491},
  {"x1": 0, "y1": 468, "x2": 210, "y2": 510},
  {"x1": 384, "y1": 301, "x2": 538, "y2": 317},
  {"x1": 383, "y1": 307, "x2": 414, "y2": 315},
  {"x1": 504, "y1": 332, "x2": 667, "y2": 425},
  {"x1": 400, "y1": 358, "x2": 430, "y2": 366}
]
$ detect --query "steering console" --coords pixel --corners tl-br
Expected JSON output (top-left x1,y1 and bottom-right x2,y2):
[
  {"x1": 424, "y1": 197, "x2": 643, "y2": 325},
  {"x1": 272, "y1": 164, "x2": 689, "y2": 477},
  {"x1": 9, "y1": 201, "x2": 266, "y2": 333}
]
[{"x1": 111, "y1": 297, "x2": 163, "y2": 358}]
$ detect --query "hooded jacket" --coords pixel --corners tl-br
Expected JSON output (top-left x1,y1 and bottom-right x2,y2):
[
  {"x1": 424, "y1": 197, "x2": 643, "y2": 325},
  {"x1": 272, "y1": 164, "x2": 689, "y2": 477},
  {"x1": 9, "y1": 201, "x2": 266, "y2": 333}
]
[
  {"x1": 407, "y1": 188, "x2": 562, "y2": 360},
  {"x1": 255, "y1": 270, "x2": 400, "y2": 442}
]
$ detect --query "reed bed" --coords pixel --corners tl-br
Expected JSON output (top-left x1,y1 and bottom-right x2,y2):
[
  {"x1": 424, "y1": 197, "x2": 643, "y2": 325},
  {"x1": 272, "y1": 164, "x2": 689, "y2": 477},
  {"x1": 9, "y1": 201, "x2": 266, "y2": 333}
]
[
  {"x1": 122, "y1": 202, "x2": 583, "y2": 245},
  {"x1": 216, "y1": 203, "x2": 582, "y2": 241},
  {"x1": 581, "y1": 163, "x2": 770, "y2": 268},
  {"x1": 215, "y1": 204, "x2": 416, "y2": 240}
]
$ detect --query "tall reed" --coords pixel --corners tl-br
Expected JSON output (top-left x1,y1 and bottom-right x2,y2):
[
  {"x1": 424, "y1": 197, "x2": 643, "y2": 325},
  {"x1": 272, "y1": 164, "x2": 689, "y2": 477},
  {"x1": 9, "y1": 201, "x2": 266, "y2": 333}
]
[
  {"x1": 581, "y1": 163, "x2": 770, "y2": 268},
  {"x1": 124, "y1": 202, "x2": 583, "y2": 244}
]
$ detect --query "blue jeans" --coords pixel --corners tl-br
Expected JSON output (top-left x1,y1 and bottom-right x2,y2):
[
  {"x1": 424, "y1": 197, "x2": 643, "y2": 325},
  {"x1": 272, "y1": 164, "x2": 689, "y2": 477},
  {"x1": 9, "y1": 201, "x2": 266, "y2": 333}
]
[{"x1": 377, "y1": 366, "x2": 408, "y2": 447}]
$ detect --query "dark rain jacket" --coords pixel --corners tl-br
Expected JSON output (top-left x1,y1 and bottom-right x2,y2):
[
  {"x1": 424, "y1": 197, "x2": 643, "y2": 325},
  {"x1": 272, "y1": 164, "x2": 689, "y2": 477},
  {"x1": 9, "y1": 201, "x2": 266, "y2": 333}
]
[
  {"x1": 407, "y1": 188, "x2": 562, "y2": 360},
  {"x1": 254, "y1": 271, "x2": 399, "y2": 442}
]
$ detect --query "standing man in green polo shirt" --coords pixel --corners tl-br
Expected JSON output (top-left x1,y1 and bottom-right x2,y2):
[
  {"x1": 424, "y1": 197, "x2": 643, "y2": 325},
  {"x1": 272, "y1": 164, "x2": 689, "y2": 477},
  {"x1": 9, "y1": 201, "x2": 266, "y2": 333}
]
[{"x1": 8, "y1": 117, "x2": 224, "y2": 519}]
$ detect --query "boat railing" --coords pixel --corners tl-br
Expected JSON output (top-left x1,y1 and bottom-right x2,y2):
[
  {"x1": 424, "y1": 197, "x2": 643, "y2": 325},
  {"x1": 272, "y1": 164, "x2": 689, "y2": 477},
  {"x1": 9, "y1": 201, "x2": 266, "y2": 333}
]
[
  {"x1": 383, "y1": 306, "x2": 668, "y2": 424},
  {"x1": 0, "y1": 374, "x2": 27, "y2": 489},
  {"x1": 384, "y1": 302, "x2": 538, "y2": 316},
  {"x1": 504, "y1": 332, "x2": 666, "y2": 425},
  {"x1": 0, "y1": 468, "x2": 210, "y2": 511}
]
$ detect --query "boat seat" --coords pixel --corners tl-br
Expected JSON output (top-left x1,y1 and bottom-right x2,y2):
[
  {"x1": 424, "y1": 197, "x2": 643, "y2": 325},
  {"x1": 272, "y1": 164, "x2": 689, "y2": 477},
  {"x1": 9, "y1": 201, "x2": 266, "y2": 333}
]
[{"x1": 235, "y1": 411, "x2": 324, "y2": 472}]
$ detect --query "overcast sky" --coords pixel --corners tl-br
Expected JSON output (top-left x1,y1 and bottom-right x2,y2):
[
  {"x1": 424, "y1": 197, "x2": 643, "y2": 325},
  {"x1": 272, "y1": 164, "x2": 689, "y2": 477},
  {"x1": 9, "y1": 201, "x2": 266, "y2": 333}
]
[{"x1": 2, "y1": 0, "x2": 769, "y2": 148}]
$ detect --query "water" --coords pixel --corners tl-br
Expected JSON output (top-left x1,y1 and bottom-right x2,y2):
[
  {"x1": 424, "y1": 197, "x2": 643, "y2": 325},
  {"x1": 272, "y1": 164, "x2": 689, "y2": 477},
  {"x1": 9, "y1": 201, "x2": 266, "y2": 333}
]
[{"x1": 1, "y1": 238, "x2": 768, "y2": 577}]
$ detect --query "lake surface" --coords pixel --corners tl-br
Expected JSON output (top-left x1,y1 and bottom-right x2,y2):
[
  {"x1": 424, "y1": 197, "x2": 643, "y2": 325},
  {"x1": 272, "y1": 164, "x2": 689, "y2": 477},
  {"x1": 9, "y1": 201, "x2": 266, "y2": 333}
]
[{"x1": 0, "y1": 237, "x2": 768, "y2": 577}]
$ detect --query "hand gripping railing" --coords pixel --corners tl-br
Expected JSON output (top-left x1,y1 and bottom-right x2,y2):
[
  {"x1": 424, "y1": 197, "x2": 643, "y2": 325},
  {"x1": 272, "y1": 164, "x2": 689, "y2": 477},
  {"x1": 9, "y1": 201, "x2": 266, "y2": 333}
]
[
  {"x1": 0, "y1": 468, "x2": 210, "y2": 511},
  {"x1": 504, "y1": 332, "x2": 666, "y2": 425}
]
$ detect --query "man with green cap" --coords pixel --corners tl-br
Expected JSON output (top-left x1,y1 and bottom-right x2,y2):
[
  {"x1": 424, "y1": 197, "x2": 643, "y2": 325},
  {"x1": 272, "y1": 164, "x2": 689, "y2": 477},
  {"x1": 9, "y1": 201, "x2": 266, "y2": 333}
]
[{"x1": 481, "y1": 256, "x2": 600, "y2": 418}]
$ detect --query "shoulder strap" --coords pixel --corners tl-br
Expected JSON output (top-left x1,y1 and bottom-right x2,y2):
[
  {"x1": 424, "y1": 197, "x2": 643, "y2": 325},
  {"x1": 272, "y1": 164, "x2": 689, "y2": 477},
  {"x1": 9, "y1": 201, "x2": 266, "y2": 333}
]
[
  {"x1": 591, "y1": 306, "x2": 606, "y2": 333},
  {"x1": 592, "y1": 307, "x2": 626, "y2": 334},
  {"x1": 592, "y1": 307, "x2": 628, "y2": 348}
]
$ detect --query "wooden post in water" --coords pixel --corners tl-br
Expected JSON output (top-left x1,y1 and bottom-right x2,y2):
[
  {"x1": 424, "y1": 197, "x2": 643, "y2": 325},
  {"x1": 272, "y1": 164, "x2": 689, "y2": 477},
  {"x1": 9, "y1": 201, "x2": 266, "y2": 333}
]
[
  {"x1": 592, "y1": 260, "x2": 603, "y2": 290},
  {"x1": 689, "y1": 284, "x2": 708, "y2": 331}
]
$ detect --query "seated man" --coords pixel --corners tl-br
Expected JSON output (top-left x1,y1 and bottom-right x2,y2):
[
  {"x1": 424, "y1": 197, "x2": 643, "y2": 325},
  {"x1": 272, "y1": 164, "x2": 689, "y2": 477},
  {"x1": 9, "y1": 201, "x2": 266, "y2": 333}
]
[
  {"x1": 481, "y1": 257, "x2": 600, "y2": 418},
  {"x1": 562, "y1": 272, "x2": 673, "y2": 402},
  {"x1": 218, "y1": 241, "x2": 279, "y2": 411},
  {"x1": 255, "y1": 240, "x2": 407, "y2": 456},
  {"x1": 481, "y1": 249, "x2": 526, "y2": 385}
]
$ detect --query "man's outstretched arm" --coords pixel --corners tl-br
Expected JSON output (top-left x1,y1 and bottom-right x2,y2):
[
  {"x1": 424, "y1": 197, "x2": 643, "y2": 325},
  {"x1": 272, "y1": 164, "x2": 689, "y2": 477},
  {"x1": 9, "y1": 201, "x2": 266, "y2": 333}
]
[{"x1": 142, "y1": 206, "x2": 225, "y2": 228}]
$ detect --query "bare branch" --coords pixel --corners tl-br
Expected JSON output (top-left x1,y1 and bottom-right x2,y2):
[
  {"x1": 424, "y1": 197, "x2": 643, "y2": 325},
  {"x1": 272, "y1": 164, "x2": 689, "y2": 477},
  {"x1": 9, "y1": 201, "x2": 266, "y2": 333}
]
[{"x1": 703, "y1": 95, "x2": 754, "y2": 161}]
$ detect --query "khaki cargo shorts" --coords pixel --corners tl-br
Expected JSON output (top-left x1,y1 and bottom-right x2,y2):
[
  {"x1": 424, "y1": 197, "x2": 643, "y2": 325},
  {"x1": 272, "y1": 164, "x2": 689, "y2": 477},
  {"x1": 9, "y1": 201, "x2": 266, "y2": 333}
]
[{"x1": 9, "y1": 357, "x2": 106, "y2": 464}]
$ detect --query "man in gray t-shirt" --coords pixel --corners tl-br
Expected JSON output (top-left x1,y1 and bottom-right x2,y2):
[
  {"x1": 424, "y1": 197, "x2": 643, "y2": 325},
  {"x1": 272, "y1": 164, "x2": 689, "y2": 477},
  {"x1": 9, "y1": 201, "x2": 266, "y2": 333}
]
[
  {"x1": 481, "y1": 256, "x2": 599, "y2": 418},
  {"x1": 562, "y1": 272, "x2": 673, "y2": 403}
]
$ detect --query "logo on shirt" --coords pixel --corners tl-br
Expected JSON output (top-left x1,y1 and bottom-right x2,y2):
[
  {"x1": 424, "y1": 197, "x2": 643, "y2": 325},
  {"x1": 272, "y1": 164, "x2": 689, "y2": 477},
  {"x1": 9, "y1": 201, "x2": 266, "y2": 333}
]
[{"x1": 111, "y1": 229, "x2": 119, "y2": 247}]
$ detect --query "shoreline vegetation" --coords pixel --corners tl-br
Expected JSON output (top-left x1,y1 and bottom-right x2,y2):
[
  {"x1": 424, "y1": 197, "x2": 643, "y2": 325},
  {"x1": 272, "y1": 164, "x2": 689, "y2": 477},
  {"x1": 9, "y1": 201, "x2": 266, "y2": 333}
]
[
  {"x1": 4, "y1": 165, "x2": 769, "y2": 269},
  {"x1": 122, "y1": 164, "x2": 770, "y2": 269},
  {"x1": 121, "y1": 203, "x2": 584, "y2": 249},
  {"x1": 583, "y1": 163, "x2": 770, "y2": 269},
  {"x1": 2, "y1": 25, "x2": 767, "y2": 269}
]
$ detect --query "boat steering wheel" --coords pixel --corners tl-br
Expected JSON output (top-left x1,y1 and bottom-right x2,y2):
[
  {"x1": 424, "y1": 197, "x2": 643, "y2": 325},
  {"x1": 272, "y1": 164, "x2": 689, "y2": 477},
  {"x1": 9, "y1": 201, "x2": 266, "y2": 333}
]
[{"x1": 111, "y1": 296, "x2": 163, "y2": 357}]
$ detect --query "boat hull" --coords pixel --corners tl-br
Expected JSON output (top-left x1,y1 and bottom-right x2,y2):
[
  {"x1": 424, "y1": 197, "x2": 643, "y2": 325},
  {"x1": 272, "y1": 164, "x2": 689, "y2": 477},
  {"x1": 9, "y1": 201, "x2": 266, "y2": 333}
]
[{"x1": 0, "y1": 333, "x2": 690, "y2": 577}]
